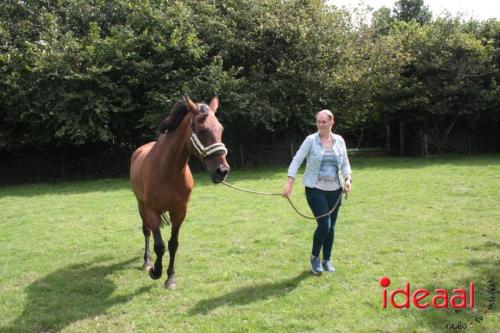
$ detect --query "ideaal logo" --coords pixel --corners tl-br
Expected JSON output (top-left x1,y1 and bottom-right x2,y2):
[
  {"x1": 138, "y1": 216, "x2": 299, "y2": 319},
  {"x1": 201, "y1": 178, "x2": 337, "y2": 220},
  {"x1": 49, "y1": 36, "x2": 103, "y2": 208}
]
[
  {"x1": 379, "y1": 276, "x2": 496, "y2": 330},
  {"x1": 379, "y1": 276, "x2": 474, "y2": 309}
]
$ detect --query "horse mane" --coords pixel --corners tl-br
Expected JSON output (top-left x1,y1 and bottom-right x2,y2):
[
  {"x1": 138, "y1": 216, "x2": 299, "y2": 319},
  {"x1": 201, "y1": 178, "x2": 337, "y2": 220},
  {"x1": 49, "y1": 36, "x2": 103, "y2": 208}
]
[
  {"x1": 158, "y1": 99, "x2": 210, "y2": 134},
  {"x1": 158, "y1": 99, "x2": 190, "y2": 133}
]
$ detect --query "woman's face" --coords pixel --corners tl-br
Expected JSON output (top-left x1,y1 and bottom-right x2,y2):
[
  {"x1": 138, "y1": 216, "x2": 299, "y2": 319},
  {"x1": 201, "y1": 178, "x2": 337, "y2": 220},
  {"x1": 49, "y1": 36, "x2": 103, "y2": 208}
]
[{"x1": 316, "y1": 112, "x2": 334, "y2": 132}]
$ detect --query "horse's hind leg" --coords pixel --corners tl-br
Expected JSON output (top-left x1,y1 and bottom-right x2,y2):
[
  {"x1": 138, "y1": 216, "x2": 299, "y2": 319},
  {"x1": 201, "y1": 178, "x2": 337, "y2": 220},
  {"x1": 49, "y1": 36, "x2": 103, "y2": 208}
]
[
  {"x1": 143, "y1": 211, "x2": 165, "y2": 280},
  {"x1": 138, "y1": 201, "x2": 152, "y2": 270},
  {"x1": 149, "y1": 225, "x2": 165, "y2": 280},
  {"x1": 142, "y1": 224, "x2": 152, "y2": 270}
]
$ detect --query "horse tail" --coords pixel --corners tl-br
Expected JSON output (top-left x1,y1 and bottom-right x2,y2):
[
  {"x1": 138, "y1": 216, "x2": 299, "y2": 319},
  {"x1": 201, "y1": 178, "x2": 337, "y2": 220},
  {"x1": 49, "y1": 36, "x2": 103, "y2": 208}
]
[{"x1": 160, "y1": 212, "x2": 171, "y2": 227}]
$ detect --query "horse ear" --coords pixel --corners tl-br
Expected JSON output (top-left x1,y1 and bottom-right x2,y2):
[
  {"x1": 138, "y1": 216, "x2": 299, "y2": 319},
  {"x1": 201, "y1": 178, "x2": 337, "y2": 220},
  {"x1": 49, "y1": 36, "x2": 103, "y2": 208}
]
[
  {"x1": 209, "y1": 96, "x2": 219, "y2": 113},
  {"x1": 183, "y1": 95, "x2": 198, "y2": 114}
]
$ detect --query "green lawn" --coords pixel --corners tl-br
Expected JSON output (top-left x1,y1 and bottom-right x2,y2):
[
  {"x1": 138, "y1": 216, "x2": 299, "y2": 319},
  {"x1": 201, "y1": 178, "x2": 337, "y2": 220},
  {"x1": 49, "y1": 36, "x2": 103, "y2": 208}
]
[{"x1": 0, "y1": 155, "x2": 498, "y2": 333}]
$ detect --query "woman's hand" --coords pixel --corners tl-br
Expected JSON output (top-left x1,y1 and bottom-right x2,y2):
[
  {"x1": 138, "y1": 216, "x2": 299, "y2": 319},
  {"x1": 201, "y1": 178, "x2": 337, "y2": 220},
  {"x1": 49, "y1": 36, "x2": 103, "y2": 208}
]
[
  {"x1": 282, "y1": 178, "x2": 294, "y2": 197},
  {"x1": 344, "y1": 178, "x2": 352, "y2": 193}
]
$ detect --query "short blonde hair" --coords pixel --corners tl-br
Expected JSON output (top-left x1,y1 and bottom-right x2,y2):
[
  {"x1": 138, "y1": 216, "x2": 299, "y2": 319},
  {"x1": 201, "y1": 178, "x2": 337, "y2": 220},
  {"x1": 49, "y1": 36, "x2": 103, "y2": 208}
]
[{"x1": 316, "y1": 109, "x2": 334, "y2": 121}]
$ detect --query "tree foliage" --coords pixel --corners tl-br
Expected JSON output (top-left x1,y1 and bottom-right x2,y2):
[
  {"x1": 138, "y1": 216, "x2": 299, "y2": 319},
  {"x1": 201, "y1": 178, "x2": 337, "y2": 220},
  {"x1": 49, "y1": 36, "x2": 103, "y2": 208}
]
[
  {"x1": 393, "y1": 0, "x2": 431, "y2": 25},
  {"x1": 370, "y1": 11, "x2": 499, "y2": 152},
  {"x1": 0, "y1": 0, "x2": 498, "y2": 156}
]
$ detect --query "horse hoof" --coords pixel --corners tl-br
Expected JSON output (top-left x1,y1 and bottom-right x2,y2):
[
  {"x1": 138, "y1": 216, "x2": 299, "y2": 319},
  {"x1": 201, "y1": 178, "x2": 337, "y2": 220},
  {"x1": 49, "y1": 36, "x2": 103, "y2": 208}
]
[
  {"x1": 143, "y1": 263, "x2": 153, "y2": 271},
  {"x1": 165, "y1": 279, "x2": 176, "y2": 290},
  {"x1": 148, "y1": 268, "x2": 162, "y2": 280}
]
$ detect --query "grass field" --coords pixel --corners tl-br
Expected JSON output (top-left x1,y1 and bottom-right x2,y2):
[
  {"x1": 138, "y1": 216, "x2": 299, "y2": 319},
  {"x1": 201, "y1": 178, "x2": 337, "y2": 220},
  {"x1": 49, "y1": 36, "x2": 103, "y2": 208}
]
[{"x1": 0, "y1": 155, "x2": 499, "y2": 333}]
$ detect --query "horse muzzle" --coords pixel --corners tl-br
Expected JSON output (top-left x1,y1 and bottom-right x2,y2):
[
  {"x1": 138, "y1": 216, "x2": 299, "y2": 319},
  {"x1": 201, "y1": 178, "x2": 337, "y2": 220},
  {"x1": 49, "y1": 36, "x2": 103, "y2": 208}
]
[{"x1": 210, "y1": 164, "x2": 230, "y2": 183}]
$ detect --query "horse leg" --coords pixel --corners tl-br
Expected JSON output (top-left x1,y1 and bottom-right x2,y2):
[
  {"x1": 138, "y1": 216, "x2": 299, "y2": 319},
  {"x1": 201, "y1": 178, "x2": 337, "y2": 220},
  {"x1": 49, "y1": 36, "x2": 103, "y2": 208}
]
[
  {"x1": 146, "y1": 213, "x2": 165, "y2": 280},
  {"x1": 165, "y1": 210, "x2": 185, "y2": 289},
  {"x1": 138, "y1": 201, "x2": 152, "y2": 270},
  {"x1": 164, "y1": 223, "x2": 180, "y2": 289},
  {"x1": 142, "y1": 224, "x2": 152, "y2": 270}
]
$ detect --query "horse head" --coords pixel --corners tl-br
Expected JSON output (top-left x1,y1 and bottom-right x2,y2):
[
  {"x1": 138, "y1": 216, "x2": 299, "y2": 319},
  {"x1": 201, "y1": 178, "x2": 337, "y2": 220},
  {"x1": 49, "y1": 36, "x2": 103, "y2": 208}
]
[{"x1": 184, "y1": 96, "x2": 230, "y2": 183}]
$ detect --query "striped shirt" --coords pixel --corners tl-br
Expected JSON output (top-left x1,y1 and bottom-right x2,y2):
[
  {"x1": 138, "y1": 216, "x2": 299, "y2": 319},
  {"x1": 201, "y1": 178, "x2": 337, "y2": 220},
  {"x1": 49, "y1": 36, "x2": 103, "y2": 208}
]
[{"x1": 315, "y1": 147, "x2": 342, "y2": 191}]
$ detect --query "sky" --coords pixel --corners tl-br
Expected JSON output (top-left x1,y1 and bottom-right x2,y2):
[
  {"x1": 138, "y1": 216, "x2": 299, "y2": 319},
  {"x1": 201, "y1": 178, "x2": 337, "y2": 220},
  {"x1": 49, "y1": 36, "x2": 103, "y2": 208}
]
[{"x1": 330, "y1": 0, "x2": 499, "y2": 21}]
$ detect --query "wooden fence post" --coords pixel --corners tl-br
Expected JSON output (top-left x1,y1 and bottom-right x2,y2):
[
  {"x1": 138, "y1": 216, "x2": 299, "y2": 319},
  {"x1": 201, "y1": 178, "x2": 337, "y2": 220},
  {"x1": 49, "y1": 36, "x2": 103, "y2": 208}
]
[
  {"x1": 423, "y1": 133, "x2": 429, "y2": 157},
  {"x1": 240, "y1": 144, "x2": 244, "y2": 168},
  {"x1": 400, "y1": 120, "x2": 405, "y2": 156},
  {"x1": 386, "y1": 124, "x2": 391, "y2": 152}
]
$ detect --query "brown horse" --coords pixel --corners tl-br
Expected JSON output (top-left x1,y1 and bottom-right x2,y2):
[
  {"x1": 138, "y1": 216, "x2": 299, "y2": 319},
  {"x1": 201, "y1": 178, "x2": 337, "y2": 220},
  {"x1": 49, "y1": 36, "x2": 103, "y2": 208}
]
[{"x1": 130, "y1": 96, "x2": 230, "y2": 289}]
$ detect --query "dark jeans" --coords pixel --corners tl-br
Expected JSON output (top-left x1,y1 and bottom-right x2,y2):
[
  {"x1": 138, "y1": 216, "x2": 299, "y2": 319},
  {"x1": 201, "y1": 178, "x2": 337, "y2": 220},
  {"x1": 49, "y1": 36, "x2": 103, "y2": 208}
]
[{"x1": 305, "y1": 186, "x2": 342, "y2": 260}]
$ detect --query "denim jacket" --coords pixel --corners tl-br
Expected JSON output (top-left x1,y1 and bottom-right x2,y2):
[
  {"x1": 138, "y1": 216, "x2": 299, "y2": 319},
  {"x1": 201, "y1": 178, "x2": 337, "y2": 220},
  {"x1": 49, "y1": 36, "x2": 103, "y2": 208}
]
[{"x1": 288, "y1": 132, "x2": 352, "y2": 188}]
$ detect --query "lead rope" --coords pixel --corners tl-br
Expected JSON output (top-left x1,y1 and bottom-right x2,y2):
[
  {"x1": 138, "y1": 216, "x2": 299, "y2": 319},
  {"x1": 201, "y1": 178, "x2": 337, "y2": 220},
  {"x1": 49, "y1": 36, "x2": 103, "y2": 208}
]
[{"x1": 221, "y1": 181, "x2": 345, "y2": 220}]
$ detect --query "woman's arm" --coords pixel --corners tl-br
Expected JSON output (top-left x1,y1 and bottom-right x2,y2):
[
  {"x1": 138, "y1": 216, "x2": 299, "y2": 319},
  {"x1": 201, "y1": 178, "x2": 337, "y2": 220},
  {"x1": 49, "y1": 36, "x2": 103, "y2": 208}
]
[
  {"x1": 340, "y1": 137, "x2": 352, "y2": 192},
  {"x1": 283, "y1": 136, "x2": 312, "y2": 197},
  {"x1": 282, "y1": 176, "x2": 295, "y2": 197},
  {"x1": 287, "y1": 136, "x2": 312, "y2": 179}
]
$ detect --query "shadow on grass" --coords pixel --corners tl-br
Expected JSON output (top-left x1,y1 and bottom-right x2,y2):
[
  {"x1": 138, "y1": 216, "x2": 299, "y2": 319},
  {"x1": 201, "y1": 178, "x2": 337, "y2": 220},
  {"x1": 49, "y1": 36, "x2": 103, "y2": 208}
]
[
  {"x1": 468, "y1": 241, "x2": 500, "y2": 252},
  {"x1": 189, "y1": 271, "x2": 311, "y2": 315},
  {"x1": 0, "y1": 257, "x2": 151, "y2": 333},
  {"x1": 399, "y1": 252, "x2": 499, "y2": 332}
]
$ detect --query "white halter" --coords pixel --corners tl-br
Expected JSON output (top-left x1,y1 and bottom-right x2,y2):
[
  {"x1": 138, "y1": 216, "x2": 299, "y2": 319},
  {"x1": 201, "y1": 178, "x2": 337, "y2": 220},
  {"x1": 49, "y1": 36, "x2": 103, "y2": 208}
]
[{"x1": 190, "y1": 133, "x2": 227, "y2": 159}]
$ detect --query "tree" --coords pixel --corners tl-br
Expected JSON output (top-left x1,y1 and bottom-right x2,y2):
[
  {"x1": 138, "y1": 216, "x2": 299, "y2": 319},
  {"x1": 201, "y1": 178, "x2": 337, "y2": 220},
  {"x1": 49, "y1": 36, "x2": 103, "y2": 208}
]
[
  {"x1": 372, "y1": 6, "x2": 395, "y2": 35},
  {"x1": 0, "y1": 0, "x2": 498, "y2": 163},
  {"x1": 393, "y1": 0, "x2": 432, "y2": 25},
  {"x1": 374, "y1": 18, "x2": 495, "y2": 154}
]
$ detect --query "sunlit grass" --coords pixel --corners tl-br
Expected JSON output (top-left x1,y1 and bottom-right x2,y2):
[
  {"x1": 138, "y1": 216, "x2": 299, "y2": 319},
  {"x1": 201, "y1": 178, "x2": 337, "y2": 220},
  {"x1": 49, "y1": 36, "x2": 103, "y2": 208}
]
[{"x1": 0, "y1": 155, "x2": 498, "y2": 332}]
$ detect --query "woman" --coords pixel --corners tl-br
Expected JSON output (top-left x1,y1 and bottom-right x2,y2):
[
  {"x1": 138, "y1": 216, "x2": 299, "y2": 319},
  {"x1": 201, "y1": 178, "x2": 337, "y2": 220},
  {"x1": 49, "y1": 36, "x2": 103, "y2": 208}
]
[{"x1": 283, "y1": 110, "x2": 352, "y2": 274}]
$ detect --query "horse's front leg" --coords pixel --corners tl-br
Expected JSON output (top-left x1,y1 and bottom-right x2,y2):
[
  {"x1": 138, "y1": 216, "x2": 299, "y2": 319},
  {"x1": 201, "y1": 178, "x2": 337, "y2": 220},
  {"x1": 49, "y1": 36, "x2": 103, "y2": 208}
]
[
  {"x1": 165, "y1": 223, "x2": 181, "y2": 289},
  {"x1": 165, "y1": 210, "x2": 185, "y2": 289}
]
